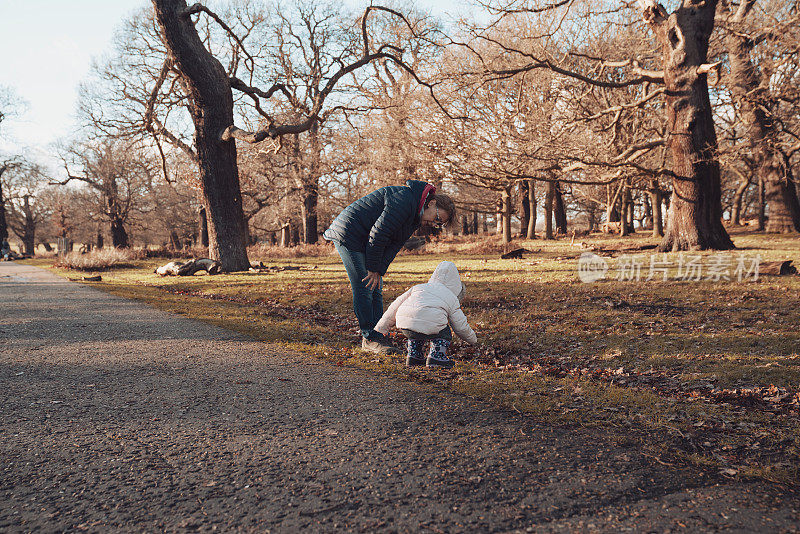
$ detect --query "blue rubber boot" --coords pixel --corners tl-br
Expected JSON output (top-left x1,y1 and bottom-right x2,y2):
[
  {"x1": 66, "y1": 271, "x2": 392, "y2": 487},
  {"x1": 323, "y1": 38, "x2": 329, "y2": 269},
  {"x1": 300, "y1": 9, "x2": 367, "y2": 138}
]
[{"x1": 426, "y1": 338, "x2": 454, "y2": 369}]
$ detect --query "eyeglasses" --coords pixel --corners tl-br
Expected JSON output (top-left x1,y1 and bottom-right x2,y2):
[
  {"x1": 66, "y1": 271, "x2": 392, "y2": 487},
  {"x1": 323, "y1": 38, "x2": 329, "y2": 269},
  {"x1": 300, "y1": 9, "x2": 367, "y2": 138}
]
[{"x1": 433, "y1": 206, "x2": 447, "y2": 228}]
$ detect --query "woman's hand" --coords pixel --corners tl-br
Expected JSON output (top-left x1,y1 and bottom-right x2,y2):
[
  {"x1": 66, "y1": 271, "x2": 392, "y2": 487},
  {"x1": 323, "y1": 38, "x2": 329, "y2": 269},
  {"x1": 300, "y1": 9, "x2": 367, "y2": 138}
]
[{"x1": 362, "y1": 271, "x2": 381, "y2": 290}]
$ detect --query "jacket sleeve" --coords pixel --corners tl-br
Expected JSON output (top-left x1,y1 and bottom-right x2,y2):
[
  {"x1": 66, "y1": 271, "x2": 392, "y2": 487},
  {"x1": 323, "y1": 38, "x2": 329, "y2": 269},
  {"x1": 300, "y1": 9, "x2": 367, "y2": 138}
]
[
  {"x1": 374, "y1": 288, "x2": 413, "y2": 334},
  {"x1": 448, "y1": 307, "x2": 478, "y2": 344},
  {"x1": 366, "y1": 192, "x2": 411, "y2": 275}
]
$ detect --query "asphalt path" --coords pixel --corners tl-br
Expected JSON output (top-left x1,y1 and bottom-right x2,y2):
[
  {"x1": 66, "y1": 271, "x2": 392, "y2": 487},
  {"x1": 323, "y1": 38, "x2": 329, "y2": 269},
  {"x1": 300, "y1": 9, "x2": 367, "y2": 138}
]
[{"x1": 1, "y1": 262, "x2": 798, "y2": 532}]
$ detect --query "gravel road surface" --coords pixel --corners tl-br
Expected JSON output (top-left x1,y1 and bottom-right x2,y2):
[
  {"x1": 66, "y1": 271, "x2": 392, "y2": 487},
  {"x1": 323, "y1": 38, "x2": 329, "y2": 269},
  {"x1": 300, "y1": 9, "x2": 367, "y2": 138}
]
[{"x1": 1, "y1": 262, "x2": 798, "y2": 532}]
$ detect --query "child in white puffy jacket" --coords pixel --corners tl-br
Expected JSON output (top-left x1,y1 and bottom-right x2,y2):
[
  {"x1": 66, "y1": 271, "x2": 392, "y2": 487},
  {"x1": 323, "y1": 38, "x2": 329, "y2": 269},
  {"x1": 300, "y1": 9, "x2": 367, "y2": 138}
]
[{"x1": 375, "y1": 261, "x2": 477, "y2": 368}]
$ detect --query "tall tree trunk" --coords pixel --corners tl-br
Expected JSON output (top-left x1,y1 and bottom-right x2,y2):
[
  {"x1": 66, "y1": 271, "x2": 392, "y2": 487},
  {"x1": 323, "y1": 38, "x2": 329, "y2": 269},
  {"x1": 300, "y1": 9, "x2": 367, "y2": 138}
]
[
  {"x1": 152, "y1": 0, "x2": 250, "y2": 271},
  {"x1": 544, "y1": 180, "x2": 555, "y2": 240},
  {"x1": 643, "y1": 1, "x2": 735, "y2": 251},
  {"x1": 729, "y1": 169, "x2": 751, "y2": 226},
  {"x1": 0, "y1": 175, "x2": 7, "y2": 242},
  {"x1": 107, "y1": 195, "x2": 129, "y2": 248},
  {"x1": 757, "y1": 175, "x2": 766, "y2": 230},
  {"x1": 198, "y1": 206, "x2": 209, "y2": 247},
  {"x1": 519, "y1": 181, "x2": 530, "y2": 238},
  {"x1": 279, "y1": 222, "x2": 291, "y2": 247},
  {"x1": 553, "y1": 182, "x2": 567, "y2": 235},
  {"x1": 724, "y1": 2, "x2": 800, "y2": 233},
  {"x1": 472, "y1": 212, "x2": 478, "y2": 235},
  {"x1": 495, "y1": 196, "x2": 503, "y2": 235},
  {"x1": 23, "y1": 229, "x2": 35, "y2": 256},
  {"x1": 606, "y1": 181, "x2": 624, "y2": 224},
  {"x1": 620, "y1": 185, "x2": 630, "y2": 236},
  {"x1": 306, "y1": 123, "x2": 320, "y2": 244},
  {"x1": 627, "y1": 190, "x2": 636, "y2": 233},
  {"x1": 642, "y1": 193, "x2": 653, "y2": 229},
  {"x1": 301, "y1": 183, "x2": 319, "y2": 243},
  {"x1": 764, "y1": 156, "x2": 800, "y2": 233},
  {"x1": 527, "y1": 179, "x2": 537, "y2": 239},
  {"x1": 298, "y1": 124, "x2": 320, "y2": 244},
  {"x1": 650, "y1": 181, "x2": 664, "y2": 237},
  {"x1": 501, "y1": 185, "x2": 512, "y2": 243},
  {"x1": 110, "y1": 216, "x2": 129, "y2": 248},
  {"x1": 18, "y1": 196, "x2": 35, "y2": 256}
]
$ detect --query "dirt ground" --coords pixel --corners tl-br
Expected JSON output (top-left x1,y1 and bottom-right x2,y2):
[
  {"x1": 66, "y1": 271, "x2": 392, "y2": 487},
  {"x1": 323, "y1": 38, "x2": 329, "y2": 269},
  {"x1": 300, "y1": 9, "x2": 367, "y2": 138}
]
[{"x1": 1, "y1": 262, "x2": 798, "y2": 533}]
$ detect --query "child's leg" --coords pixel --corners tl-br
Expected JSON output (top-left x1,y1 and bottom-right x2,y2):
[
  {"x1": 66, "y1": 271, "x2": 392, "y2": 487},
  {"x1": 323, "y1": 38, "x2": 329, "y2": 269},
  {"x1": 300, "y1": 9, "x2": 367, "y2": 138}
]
[
  {"x1": 406, "y1": 339, "x2": 426, "y2": 367},
  {"x1": 427, "y1": 338, "x2": 454, "y2": 369}
]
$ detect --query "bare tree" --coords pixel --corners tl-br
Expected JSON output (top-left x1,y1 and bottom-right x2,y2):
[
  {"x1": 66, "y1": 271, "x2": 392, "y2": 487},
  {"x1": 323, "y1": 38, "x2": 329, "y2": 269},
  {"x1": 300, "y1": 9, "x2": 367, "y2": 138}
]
[
  {"x1": 720, "y1": 0, "x2": 800, "y2": 232},
  {"x1": 636, "y1": 0, "x2": 734, "y2": 250},
  {"x1": 58, "y1": 140, "x2": 152, "y2": 248},
  {"x1": 79, "y1": 1, "x2": 430, "y2": 268},
  {"x1": 451, "y1": 1, "x2": 733, "y2": 250},
  {"x1": 2, "y1": 162, "x2": 50, "y2": 255},
  {"x1": 0, "y1": 158, "x2": 23, "y2": 242},
  {"x1": 1, "y1": 89, "x2": 27, "y2": 243},
  {"x1": 0, "y1": 85, "x2": 25, "y2": 133}
]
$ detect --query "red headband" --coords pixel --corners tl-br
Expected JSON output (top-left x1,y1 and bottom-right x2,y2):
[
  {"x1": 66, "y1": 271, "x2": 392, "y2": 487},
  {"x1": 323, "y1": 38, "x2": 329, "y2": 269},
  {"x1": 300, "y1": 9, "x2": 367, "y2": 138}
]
[{"x1": 418, "y1": 183, "x2": 436, "y2": 219}]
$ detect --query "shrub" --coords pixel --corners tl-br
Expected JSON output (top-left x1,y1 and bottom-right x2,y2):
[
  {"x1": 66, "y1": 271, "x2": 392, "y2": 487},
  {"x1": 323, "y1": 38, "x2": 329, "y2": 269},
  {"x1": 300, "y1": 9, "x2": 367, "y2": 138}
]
[
  {"x1": 248, "y1": 242, "x2": 336, "y2": 260},
  {"x1": 136, "y1": 245, "x2": 201, "y2": 260},
  {"x1": 402, "y1": 234, "x2": 511, "y2": 256},
  {"x1": 54, "y1": 248, "x2": 137, "y2": 271}
]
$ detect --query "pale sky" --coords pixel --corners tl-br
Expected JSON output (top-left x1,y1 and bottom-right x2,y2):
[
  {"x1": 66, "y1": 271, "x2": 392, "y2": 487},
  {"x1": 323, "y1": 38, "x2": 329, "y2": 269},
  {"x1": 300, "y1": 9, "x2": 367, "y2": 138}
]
[
  {"x1": 0, "y1": 0, "x2": 464, "y2": 167},
  {"x1": 0, "y1": 1, "x2": 147, "y2": 155}
]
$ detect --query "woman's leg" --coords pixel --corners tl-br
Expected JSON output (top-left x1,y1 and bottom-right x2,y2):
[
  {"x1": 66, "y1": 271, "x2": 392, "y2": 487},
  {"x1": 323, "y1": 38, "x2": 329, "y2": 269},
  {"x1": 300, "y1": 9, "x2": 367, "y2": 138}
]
[{"x1": 334, "y1": 243, "x2": 383, "y2": 340}]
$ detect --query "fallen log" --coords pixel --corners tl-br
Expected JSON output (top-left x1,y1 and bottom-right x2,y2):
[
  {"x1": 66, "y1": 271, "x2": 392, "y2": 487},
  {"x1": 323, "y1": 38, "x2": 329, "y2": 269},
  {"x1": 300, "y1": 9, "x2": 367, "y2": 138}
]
[
  {"x1": 155, "y1": 258, "x2": 222, "y2": 276},
  {"x1": 500, "y1": 248, "x2": 531, "y2": 260},
  {"x1": 759, "y1": 260, "x2": 797, "y2": 276}
]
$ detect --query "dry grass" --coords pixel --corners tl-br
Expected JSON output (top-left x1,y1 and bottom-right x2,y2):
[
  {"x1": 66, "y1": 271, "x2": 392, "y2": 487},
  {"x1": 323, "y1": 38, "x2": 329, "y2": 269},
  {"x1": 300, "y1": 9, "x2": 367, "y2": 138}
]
[
  {"x1": 29, "y1": 227, "x2": 800, "y2": 485},
  {"x1": 248, "y1": 242, "x2": 336, "y2": 259},
  {"x1": 54, "y1": 247, "x2": 138, "y2": 271}
]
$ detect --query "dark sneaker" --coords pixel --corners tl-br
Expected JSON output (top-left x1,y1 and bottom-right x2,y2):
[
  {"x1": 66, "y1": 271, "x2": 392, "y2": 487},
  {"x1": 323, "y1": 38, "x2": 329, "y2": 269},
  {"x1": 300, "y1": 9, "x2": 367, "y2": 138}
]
[
  {"x1": 406, "y1": 354, "x2": 426, "y2": 367},
  {"x1": 426, "y1": 354, "x2": 455, "y2": 369},
  {"x1": 362, "y1": 337, "x2": 403, "y2": 355}
]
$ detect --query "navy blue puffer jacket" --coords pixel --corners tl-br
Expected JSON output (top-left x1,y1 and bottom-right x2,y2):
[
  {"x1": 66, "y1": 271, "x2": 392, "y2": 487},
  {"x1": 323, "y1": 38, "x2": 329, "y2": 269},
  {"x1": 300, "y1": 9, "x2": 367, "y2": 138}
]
[{"x1": 324, "y1": 180, "x2": 433, "y2": 276}]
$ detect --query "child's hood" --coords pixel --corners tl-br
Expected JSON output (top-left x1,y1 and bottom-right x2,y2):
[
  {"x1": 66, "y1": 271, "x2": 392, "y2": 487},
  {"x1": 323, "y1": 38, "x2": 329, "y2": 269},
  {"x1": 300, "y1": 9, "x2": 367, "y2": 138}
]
[{"x1": 428, "y1": 261, "x2": 464, "y2": 298}]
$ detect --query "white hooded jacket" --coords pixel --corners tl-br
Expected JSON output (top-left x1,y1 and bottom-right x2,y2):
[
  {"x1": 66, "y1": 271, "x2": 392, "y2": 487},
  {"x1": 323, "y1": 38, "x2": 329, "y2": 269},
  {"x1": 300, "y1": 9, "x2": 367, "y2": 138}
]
[{"x1": 375, "y1": 261, "x2": 477, "y2": 344}]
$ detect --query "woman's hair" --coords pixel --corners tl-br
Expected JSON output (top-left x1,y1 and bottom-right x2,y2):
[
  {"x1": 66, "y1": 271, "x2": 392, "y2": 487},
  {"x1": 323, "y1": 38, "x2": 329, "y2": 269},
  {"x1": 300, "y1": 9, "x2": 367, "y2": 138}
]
[{"x1": 426, "y1": 192, "x2": 456, "y2": 228}]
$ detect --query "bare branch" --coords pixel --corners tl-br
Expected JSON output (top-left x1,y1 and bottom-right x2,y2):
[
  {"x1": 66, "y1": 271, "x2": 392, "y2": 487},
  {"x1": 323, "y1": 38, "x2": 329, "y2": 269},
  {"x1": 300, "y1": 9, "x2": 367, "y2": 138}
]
[
  {"x1": 183, "y1": 3, "x2": 255, "y2": 71},
  {"x1": 152, "y1": 132, "x2": 173, "y2": 183},
  {"x1": 222, "y1": 5, "x2": 463, "y2": 143},
  {"x1": 577, "y1": 87, "x2": 665, "y2": 121},
  {"x1": 143, "y1": 58, "x2": 174, "y2": 133},
  {"x1": 151, "y1": 116, "x2": 197, "y2": 163}
]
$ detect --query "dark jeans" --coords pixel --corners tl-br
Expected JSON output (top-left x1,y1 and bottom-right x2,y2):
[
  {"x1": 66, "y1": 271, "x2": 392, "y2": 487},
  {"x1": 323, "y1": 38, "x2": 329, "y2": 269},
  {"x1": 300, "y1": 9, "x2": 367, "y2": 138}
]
[
  {"x1": 401, "y1": 326, "x2": 453, "y2": 342},
  {"x1": 334, "y1": 242, "x2": 384, "y2": 341}
]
